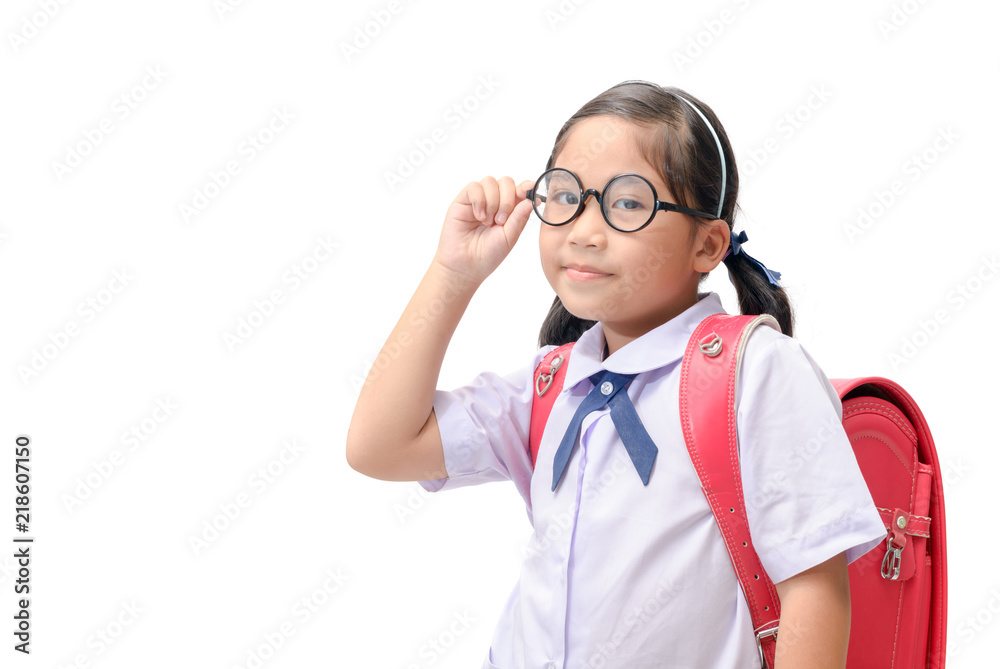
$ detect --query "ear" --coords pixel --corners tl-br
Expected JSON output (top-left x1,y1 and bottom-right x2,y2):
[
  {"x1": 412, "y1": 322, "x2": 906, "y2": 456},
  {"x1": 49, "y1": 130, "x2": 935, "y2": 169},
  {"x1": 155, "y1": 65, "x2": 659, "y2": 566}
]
[{"x1": 692, "y1": 219, "x2": 730, "y2": 273}]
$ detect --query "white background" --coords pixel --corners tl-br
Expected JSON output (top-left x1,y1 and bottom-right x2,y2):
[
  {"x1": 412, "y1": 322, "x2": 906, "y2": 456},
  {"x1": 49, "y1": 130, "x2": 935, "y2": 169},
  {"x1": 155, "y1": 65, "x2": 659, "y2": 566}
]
[{"x1": 1, "y1": 0, "x2": 996, "y2": 666}]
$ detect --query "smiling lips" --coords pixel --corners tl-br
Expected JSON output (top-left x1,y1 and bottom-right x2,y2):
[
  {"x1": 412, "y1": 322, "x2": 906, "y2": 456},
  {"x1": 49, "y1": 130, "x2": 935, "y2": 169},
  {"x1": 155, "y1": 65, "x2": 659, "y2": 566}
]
[{"x1": 564, "y1": 264, "x2": 612, "y2": 281}]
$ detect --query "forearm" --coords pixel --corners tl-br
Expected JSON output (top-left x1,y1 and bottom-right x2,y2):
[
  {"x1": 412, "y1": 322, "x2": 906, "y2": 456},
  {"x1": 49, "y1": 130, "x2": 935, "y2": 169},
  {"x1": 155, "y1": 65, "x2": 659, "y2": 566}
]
[
  {"x1": 347, "y1": 174, "x2": 534, "y2": 480},
  {"x1": 346, "y1": 259, "x2": 479, "y2": 476},
  {"x1": 773, "y1": 553, "x2": 851, "y2": 669}
]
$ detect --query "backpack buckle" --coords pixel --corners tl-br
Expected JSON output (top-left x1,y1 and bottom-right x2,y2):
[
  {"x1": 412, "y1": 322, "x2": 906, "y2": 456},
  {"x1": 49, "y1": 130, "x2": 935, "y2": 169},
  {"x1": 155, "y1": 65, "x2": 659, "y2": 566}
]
[
  {"x1": 880, "y1": 509, "x2": 909, "y2": 581},
  {"x1": 755, "y1": 623, "x2": 779, "y2": 668},
  {"x1": 881, "y1": 531, "x2": 907, "y2": 581},
  {"x1": 881, "y1": 545, "x2": 903, "y2": 581},
  {"x1": 699, "y1": 333, "x2": 722, "y2": 357},
  {"x1": 535, "y1": 354, "x2": 565, "y2": 396}
]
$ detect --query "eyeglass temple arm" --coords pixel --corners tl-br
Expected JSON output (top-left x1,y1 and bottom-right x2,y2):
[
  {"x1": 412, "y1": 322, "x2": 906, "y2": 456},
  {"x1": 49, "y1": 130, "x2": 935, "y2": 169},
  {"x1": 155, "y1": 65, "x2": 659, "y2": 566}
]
[{"x1": 658, "y1": 201, "x2": 718, "y2": 220}]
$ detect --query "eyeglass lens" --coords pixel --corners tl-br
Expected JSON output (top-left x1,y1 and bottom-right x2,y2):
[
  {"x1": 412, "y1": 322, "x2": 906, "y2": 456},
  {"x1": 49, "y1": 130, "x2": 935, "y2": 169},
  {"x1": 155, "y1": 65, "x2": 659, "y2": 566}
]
[{"x1": 531, "y1": 168, "x2": 656, "y2": 231}]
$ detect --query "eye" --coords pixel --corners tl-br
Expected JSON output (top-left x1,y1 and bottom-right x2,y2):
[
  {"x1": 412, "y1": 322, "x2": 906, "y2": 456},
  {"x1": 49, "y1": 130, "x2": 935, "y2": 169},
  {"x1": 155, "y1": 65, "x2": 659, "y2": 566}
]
[
  {"x1": 611, "y1": 197, "x2": 644, "y2": 211},
  {"x1": 551, "y1": 190, "x2": 580, "y2": 206}
]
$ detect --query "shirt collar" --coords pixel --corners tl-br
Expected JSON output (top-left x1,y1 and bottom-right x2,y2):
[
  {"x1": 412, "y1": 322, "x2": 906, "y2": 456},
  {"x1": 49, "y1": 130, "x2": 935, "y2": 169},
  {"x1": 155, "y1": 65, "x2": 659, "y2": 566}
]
[{"x1": 561, "y1": 292, "x2": 727, "y2": 391}]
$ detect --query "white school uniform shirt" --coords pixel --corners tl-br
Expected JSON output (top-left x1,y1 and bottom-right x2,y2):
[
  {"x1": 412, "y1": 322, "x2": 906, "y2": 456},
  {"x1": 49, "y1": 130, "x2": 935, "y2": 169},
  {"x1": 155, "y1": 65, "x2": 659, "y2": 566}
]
[{"x1": 420, "y1": 292, "x2": 886, "y2": 669}]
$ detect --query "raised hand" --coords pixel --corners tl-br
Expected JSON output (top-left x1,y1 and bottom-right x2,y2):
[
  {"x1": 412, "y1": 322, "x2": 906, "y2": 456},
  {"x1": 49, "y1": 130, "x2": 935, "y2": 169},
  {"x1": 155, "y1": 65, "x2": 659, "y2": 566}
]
[{"x1": 433, "y1": 175, "x2": 536, "y2": 284}]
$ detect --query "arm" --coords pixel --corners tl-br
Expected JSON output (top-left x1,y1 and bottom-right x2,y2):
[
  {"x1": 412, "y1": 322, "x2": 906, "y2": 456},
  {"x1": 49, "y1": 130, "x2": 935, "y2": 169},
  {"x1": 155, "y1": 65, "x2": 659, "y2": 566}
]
[
  {"x1": 345, "y1": 176, "x2": 535, "y2": 482},
  {"x1": 773, "y1": 551, "x2": 851, "y2": 669}
]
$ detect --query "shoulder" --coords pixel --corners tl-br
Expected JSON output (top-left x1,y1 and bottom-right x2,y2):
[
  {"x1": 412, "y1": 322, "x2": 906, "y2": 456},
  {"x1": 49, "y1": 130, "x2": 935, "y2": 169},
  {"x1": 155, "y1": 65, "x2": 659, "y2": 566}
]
[
  {"x1": 737, "y1": 324, "x2": 842, "y2": 418},
  {"x1": 741, "y1": 325, "x2": 833, "y2": 386}
]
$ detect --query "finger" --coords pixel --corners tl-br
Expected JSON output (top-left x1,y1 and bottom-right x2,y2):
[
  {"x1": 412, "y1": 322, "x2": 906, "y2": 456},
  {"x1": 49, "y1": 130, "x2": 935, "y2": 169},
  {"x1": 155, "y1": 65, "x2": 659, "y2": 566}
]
[
  {"x1": 494, "y1": 176, "x2": 516, "y2": 224},
  {"x1": 462, "y1": 181, "x2": 486, "y2": 221},
  {"x1": 500, "y1": 198, "x2": 534, "y2": 248},
  {"x1": 480, "y1": 176, "x2": 500, "y2": 225}
]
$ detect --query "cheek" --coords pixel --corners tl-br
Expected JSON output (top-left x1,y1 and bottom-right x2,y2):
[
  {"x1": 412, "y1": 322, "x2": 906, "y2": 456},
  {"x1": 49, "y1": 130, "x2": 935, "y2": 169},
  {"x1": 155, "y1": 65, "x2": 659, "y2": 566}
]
[
  {"x1": 617, "y1": 241, "x2": 680, "y2": 293},
  {"x1": 622, "y1": 263, "x2": 660, "y2": 296},
  {"x1": 634, "y1": 234, "x2": 685, "y2": 273},
  {"x1": 538, "y1": 229, "x2": 561, "y2": 283}
]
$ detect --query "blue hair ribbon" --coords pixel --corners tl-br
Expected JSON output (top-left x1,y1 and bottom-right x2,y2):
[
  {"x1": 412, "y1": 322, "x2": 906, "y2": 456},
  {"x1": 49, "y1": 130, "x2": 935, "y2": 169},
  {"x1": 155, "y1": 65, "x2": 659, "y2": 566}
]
[{"x1": 723, "y1": 230, "x2": 782, "y2": 287}]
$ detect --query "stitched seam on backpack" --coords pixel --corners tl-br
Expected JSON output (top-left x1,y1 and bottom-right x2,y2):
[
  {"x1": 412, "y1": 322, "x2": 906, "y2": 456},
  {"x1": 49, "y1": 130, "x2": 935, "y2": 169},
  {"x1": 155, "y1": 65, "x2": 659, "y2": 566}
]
[
  {"x1": 683, "y1": 320, "x2": 759, "y2": 615},
  {"x1": 843, "y1": 401, "x2": 918, "y2": 443},
  {"x1": 891, "y1": 581, "x2": 904, "y2": 666},
  {"x1": 876, "y1": 508, "x2": 932, "y2": 539},
  {"x1": 850, "y1": 433, "x2": 913, "y2": 476},
  {"x1": 730, "y1": 318, "x2": 777, "y2": 621},
  {"x1": 727, "y1": 320, "x2": 757, "y2": 614},
  {"x1": 876, "y1": 508, "x2": 931, "y2": 523}
]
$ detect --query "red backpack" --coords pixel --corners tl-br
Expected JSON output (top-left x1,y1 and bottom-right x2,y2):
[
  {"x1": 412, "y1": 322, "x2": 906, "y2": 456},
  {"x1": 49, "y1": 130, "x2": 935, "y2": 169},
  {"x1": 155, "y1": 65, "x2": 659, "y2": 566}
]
[{"x1": 528, "y1": 313, "x2": 947, "y2": 668}]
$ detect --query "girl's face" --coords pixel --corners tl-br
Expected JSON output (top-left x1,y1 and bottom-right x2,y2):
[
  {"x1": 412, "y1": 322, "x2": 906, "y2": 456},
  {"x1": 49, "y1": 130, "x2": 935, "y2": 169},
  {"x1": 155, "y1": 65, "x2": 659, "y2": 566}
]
[{"x1": 539, "y1": 115, "x2": 725, "y2": 353}]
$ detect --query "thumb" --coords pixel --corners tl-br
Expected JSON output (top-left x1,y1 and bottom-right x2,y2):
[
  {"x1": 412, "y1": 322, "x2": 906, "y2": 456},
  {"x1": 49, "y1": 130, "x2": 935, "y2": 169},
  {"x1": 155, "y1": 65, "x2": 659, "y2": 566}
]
[
  {"x1": 517, "y1": 179, "x2": 536, "y2": 199},
  {"x1": 500, "y1": 197, "x2": 534, "y2": 249}
]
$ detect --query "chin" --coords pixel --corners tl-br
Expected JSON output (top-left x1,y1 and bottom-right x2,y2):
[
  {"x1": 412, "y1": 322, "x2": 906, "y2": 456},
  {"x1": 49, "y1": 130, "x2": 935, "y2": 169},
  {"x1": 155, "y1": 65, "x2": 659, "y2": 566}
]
[{"x1": 559, "y1": 297, "x2": 612, "y2": 324}]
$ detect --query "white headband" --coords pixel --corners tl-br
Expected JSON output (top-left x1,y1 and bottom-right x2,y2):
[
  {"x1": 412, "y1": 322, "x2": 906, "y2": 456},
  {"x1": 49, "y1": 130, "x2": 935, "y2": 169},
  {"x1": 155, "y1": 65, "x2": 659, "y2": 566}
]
[{"x1": 671, "y1": 94, "x2": 727, "y2": 219}]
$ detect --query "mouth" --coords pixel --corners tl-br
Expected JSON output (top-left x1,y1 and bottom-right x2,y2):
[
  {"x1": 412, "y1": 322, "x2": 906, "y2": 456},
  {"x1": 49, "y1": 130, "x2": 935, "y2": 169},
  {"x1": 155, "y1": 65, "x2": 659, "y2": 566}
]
[{"x1": 564, "y1": 263, "x2": 612, "y2": 281}]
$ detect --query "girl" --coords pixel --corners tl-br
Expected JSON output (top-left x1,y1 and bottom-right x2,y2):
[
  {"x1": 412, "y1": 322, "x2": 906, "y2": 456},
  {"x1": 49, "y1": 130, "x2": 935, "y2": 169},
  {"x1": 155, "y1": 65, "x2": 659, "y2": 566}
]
[{"x1": 347, "y1": 81, "x2": 886, "y2": 668}]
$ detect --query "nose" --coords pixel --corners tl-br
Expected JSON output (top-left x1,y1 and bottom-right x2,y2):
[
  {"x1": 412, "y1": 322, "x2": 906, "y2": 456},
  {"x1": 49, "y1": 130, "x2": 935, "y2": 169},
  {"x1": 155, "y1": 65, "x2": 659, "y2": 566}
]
[{"x1": 566, "y1": 190, "x2": 607, "y2": 248}]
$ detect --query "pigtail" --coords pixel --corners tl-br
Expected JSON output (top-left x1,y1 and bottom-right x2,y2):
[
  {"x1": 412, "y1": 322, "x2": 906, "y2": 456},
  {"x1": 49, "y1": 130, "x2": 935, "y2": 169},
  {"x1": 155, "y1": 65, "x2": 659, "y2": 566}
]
[
  {"x1": 723, "y1": 250, "x2": 794, "y2": 337},
  {"x1": 662, "y1": 85, "x2": 796, "y2": 339},
  {"x1": 538, "y1": 296, "x2": 596, "y2": 348}
]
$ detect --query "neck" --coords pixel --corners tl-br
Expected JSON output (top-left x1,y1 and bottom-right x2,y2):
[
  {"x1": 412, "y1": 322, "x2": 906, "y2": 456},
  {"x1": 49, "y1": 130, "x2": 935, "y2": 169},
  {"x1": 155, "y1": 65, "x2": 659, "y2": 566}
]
[{"x1": 601, "y1": 292, "x2": 700, "y2": 356}]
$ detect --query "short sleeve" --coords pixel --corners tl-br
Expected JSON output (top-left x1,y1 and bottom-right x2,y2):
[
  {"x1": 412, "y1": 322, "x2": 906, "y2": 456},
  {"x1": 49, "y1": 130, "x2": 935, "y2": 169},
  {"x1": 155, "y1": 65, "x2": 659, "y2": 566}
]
[
  {"x1": 419, "y1": 346, "x2": 554, "y2": 502},
  {"x1": 735, "y1": 327, "x2": 886, "y2": 584}
]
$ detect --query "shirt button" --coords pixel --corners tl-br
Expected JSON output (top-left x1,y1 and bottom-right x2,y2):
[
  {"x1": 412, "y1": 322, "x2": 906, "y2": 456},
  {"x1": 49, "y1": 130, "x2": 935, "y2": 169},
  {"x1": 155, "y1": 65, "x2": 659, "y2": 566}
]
[
  {"x1": 600, "y1": 381, "x2": 613, "y2": 395},
  {"x1": 544, "y1": 663, "x2": 557, "y2": 669}
]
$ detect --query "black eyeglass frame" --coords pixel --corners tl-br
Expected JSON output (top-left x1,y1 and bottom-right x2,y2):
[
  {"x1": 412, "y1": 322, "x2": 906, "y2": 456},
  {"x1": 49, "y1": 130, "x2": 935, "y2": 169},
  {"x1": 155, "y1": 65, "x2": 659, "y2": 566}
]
[{"x1": 526, "y1": 167, "x2": 719, "y2": 233}]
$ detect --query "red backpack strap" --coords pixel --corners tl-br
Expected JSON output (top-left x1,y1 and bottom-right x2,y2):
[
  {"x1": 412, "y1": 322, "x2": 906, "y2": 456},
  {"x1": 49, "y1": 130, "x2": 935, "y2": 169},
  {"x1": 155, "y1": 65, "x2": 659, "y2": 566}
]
[
  {"x1": 529, "y1": 343, "x2": 575, "y2": 468},
  {"x1": 679, "y1": 313, "x2": 782, "y2": 668}
]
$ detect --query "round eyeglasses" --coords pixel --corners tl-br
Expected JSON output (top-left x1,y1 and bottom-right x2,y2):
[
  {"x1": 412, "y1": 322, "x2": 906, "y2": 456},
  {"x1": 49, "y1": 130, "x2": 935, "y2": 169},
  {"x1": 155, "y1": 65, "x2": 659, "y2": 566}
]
[{"x1": 526, "y1": 167, "x2": 718, "y2": 233}]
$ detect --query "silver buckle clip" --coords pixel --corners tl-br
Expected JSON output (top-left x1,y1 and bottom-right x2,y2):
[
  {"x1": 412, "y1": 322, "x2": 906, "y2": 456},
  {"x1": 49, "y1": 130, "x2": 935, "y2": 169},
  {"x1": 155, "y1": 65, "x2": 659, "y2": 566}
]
[
  {"x1": 755, "y1": 623, "x2": 779, "y2": 669},
  {"x1": 881, "y1": 512, "x2": 908, "y2": 581},
  {"x1": 699, "y1": 333, "x2": 722, "y2": 357},
  {"x1": 535, "y1": 354, "x2": 564, "y2": 396},
  {"x1": 881, "y1": 542, "x2": 903, "y2": 581}
]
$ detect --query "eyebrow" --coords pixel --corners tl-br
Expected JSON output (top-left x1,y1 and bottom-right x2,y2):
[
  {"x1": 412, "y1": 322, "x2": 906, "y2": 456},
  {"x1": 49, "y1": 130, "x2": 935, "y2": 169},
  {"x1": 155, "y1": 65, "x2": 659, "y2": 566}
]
[{"x1": 550, "y1": 165, "x2": 671, "y2": 195}]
